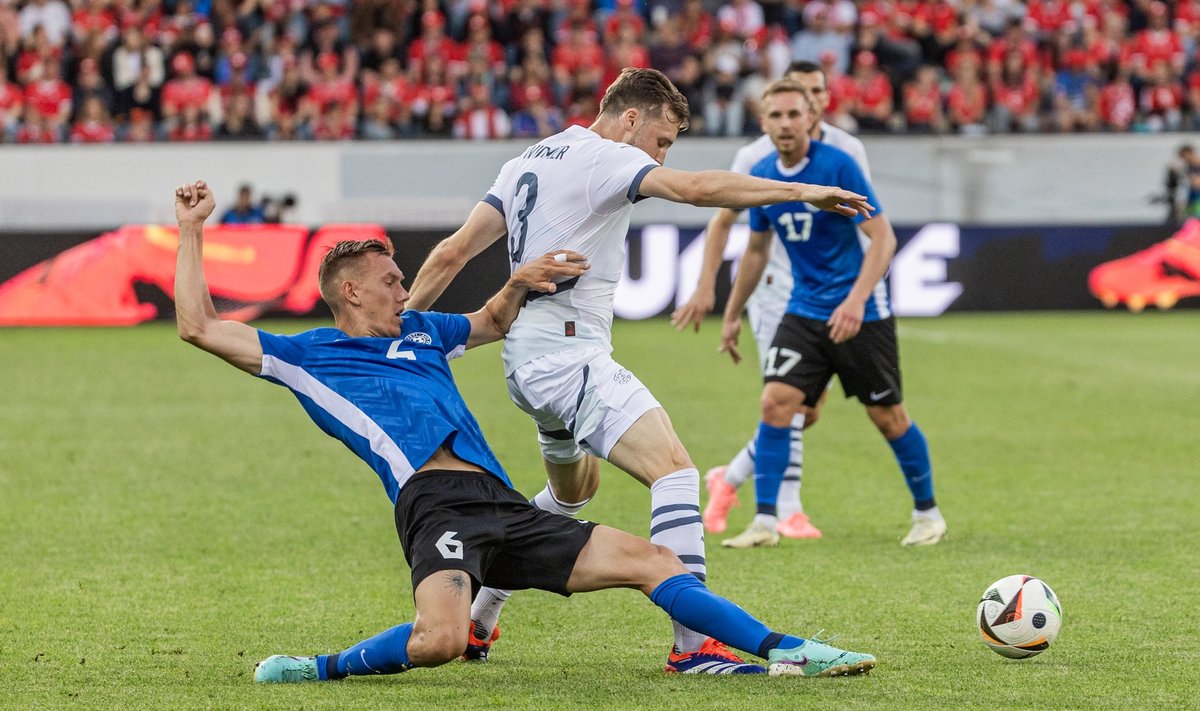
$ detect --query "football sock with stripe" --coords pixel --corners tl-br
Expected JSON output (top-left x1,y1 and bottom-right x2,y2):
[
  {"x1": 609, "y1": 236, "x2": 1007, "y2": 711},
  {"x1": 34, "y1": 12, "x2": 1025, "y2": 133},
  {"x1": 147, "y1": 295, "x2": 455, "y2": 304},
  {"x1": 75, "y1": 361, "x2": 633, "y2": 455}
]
[
  {"x1": 650, "y1": 574, "x2": 805, "y2": 659},
  {"x1": 888, "y1": 422, "x2": 937, "y2": 511},
  {"x1": 650, "y1": 468, "x2": 707, "y2": 653},
  {"x1": 776, "y1": 417, "x2": 805, "y2": 518},
  {"x1": 753, "y1": 421, "x2": 792, "y2": 518},
  {"x1": 317, "y1": 622, "x2": 413, "y2": 679}
]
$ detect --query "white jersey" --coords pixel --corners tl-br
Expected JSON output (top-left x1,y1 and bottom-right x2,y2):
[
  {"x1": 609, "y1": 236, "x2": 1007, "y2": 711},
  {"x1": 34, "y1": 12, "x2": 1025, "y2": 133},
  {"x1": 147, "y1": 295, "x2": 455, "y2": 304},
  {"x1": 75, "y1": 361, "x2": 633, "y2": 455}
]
[
  {"x1": 731, "y1": 122, "x2": 871, "y2": 308},
  {"x1": 483, "y1": 125, "x2": 659, "y2": 375}
]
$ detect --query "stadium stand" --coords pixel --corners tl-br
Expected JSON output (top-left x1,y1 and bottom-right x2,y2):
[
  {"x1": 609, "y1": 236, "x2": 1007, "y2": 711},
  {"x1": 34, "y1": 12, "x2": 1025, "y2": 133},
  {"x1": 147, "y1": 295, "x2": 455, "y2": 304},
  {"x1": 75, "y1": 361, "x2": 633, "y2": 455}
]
[{"x1": 0, "y1": 0, "x2": 1197, "y2": 143}]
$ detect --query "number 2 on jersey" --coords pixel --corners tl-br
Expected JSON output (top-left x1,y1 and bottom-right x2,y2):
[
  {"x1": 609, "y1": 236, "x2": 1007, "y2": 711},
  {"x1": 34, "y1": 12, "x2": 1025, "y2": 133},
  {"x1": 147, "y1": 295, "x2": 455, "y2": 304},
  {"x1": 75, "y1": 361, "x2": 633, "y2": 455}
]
[
  {"x1": 777, "y1": 212, "x2": 813, "y2": 242},
  {"x1": 510, "y1": 172, "x2": 538, "y2": 263}
]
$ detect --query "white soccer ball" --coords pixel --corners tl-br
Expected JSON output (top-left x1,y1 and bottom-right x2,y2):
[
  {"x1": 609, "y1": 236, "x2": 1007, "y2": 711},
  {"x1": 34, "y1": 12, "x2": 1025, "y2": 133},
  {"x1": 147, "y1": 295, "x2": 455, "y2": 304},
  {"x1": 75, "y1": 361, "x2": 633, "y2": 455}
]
[{"x1": 976, "y1": 575, "x2": 1062, "y2": 659}]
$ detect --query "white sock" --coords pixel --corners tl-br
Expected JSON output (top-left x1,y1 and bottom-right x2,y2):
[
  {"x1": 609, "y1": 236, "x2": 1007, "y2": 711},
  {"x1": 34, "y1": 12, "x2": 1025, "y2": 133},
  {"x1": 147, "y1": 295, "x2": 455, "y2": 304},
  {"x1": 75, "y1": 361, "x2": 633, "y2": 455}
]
[
  {"x1": 753, "y1": 513, "x2": 779, "y2": 528},
  {"x1": 650, "y1": 468, "x2": 707, "y2": 653},
  {"x1": 723, "y1": 440, "x2": 755, "y2": 488},
  {"x1": 470, "y1": 587, "x2": 511, "y2": 636},
  {"x1": 913, "y1": 506, "x2": 943, "y2": 521},
  {"x1": 776, "y1": 418, "x2": 805, "y2": 518},
  {"x1": 531, "y1": 484, "x2": 590, "y2": 516}
]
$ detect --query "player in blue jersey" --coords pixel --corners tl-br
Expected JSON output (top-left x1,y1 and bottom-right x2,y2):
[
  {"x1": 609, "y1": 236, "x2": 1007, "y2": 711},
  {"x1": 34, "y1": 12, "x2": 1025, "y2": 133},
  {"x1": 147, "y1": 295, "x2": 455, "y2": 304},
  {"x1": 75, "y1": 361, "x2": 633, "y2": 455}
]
[
  {"x1": 719, "y1": 81, "x2": 947, "y2": 549},
  {"x1": 172, "y1": 180, "x2": 877, "y2": 682}
]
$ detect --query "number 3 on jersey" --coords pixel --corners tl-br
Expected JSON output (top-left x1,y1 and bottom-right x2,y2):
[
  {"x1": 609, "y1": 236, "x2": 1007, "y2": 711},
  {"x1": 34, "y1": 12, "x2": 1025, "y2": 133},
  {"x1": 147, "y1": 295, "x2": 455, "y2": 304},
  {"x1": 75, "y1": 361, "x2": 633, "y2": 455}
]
[
  {"x1": 777, "y1": 212, "x2": 812, "y2": 242},
  {"x1": 510, "y1": 172, "x2": 538, "y2": 263}
]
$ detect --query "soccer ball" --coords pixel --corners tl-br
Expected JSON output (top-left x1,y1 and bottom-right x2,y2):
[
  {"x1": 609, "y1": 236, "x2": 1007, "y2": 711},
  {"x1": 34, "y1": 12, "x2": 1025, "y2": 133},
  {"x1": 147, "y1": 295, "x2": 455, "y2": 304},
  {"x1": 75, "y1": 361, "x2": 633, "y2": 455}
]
[{"x1": 977, "y1": 575, "x2": 1062, "y2": 659}]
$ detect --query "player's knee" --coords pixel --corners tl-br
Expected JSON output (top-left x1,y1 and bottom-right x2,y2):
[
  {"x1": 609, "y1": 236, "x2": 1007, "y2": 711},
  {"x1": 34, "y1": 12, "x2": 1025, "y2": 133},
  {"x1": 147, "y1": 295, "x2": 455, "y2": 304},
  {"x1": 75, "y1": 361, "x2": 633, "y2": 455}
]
[
  {"x1": 760, "y1": 391, "x2": 801, "y2": 427},
  {"x1": 869, "y1": 405, "x2": 910, "y2": 439},
  {"x1": 408, "y1": 626, "x2": 468, "y2": 667}
]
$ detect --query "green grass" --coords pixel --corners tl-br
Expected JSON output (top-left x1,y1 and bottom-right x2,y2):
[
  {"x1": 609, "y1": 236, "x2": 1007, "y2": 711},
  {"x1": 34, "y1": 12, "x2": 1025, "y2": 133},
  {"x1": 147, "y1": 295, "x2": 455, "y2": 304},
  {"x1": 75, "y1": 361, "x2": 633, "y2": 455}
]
[{"x1": 2, "y1": 312, "x2": 1197, "y2": 709}]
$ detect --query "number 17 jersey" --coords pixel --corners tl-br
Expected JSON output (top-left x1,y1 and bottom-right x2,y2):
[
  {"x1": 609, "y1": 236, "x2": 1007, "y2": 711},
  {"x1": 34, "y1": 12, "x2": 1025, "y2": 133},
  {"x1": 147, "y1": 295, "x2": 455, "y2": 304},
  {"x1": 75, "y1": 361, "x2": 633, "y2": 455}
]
[{"x1": 482, "y1": 125, "x2": 660, "y2": 375}]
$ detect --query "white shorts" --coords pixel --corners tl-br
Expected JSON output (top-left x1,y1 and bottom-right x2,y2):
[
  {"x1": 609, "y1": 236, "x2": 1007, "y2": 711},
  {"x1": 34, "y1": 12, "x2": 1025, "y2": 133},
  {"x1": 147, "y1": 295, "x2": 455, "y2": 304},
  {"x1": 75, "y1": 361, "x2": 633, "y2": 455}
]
[{"x1": 506, "y1": 347, "x2": 661, "y2": 462}]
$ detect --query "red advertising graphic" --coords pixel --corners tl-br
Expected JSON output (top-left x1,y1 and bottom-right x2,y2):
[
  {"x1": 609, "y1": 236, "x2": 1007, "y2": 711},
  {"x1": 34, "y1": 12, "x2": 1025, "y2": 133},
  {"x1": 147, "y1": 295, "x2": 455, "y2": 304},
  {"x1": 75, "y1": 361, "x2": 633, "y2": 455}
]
[
  {"x1": 1088, "y1": 219, "x2": 1200, "y2": 312},
  {"x1": 0, "y1": 223, "x2": 387, "y2": 326}
]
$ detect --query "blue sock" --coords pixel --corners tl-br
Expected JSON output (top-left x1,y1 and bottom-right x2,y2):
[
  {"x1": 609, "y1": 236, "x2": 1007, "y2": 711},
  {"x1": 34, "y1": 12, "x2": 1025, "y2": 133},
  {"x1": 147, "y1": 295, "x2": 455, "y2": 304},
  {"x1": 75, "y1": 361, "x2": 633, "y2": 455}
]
[
  {"x1": 888, "y1": 423, "x2": 936, "y2": 510},
  {"x1": 649, "y1": 574, "x2": 804, "y2": 659},
  {"x1": 316, "y1": 622, "x2": 413, "y2": 679},
  {"x1": 754, "y1": 422, "x2": 791, "y2": 517}
]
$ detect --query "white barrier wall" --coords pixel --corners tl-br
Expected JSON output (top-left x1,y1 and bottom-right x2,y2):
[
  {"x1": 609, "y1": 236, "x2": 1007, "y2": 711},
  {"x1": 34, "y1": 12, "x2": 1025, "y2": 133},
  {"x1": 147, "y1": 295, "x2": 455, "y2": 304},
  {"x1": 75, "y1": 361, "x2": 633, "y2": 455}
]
[{"x1": 0, "y1": 133, "x2": 1184, "y2": 229}]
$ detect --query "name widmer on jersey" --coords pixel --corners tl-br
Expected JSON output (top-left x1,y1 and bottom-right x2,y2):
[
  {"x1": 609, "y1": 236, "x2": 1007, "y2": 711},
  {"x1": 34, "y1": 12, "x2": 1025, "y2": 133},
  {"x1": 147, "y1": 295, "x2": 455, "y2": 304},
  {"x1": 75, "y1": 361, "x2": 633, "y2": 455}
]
[{"x1": 523, "y1": 143, "x2": 570, "y2": 160}]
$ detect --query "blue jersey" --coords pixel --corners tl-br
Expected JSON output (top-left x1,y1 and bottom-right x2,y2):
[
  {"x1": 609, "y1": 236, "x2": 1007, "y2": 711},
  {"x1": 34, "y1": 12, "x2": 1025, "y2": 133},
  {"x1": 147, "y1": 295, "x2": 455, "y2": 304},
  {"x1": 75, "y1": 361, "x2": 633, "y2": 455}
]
[
  {"x1": 255, "y1": 311, "x2": 510, "y2": 505},
  {"x1": 748, "y1": 141, "x2": 891, "y2": 322}
]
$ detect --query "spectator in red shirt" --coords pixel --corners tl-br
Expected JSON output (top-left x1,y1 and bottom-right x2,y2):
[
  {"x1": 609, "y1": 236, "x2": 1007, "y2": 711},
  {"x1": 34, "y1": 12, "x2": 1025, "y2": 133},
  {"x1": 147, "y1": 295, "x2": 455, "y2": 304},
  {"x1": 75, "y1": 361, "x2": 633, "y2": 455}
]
[
  {"x1": 453, "y1": 80, "x2": 510, "y2": 140},
  {"x1": 946, "y1": 56, "x2": 989, "y2": 133},
  {"x1": 69, "y1": 95, "x2": 115, "y2": 143},
  {"x1": 679, "y1": 0, "x2": 714, "y2": 52},
  {"x1": 315, "y1": 101, "x2": 358, "y2": 141},
  {"x1": 121, "y1": 107, "x2": 158, "y2": 142},
  {"x1": 988, "y1": 18, "x2": 1039, "y2": 76},
  {"x1": 992, "y1": 50, "x2": 1043, "y2": 132},
  {"x1": 847, "y1": 50, "x2": 893, "y2": 132},
  {"x1": 1026, "y1": 0, "x2": 1074, "y2": 36},
  {"x1": 170, "y1": 104, "x2": 213, "y2": 141},
  {"x1": 16, "y1": 103, "x2": 62, "y2": 143},
  {"x1": 902, "y1": 64, "x2": 946, "y2": 133},
  {"x1": 464, "y1": 14, "x2": 507, "y2": 76},
  {"x1": 24, "y1": 57, "x2": 72, "y2": 129},
  {"x1": 307, "y1": 51, "x2": 359, "y2": 125},
  {"x1": 408, "y1": 11, "x2": 463, "y2": 79},
  {"x1": 71, "y1": 0, "x2": 118, "y2": 48},
  {"x1": 162, "y1": 52, "x2": 216, "y2": 127},
  {"x1": 1095, "y1": 65, "x2": 1136, "y2": 131},
  {"x1": 604, "y1": 0, "x2": 646, "y2": 43},
  {"x1": 552, "y1": 18, "x2": 605, "y2": 92},
  {"x1": 1140, "y1": 59, "x2": 1184, "y2": 131},
  {"x1": 1126, "y1": 1, "x2": 1184, "y2": 82}
]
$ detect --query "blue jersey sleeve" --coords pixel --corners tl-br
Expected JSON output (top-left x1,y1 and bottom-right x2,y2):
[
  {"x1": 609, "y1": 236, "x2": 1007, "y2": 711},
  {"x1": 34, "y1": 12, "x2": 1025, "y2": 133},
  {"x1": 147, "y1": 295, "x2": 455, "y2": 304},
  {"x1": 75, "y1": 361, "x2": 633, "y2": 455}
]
[
  {"x1": 420, "y1": 311, "x2": 471, "y2": 353},
  {"x1": 258, "y1": 329, "x2": 309, "y2": 365},
  {"x1": 748, "y1": 205, "x2": 770, "y2": 232}
]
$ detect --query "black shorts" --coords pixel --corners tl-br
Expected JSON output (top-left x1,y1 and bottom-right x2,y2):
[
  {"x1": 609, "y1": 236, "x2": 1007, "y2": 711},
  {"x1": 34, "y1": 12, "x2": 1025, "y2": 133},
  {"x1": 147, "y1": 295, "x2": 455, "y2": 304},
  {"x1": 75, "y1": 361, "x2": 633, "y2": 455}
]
[
  {"x1": 394, "y1": 469, "x2": 597, "y2": 597},
  {"x1": 764, "y1": 314, "x2": 902, "y2": 407}
]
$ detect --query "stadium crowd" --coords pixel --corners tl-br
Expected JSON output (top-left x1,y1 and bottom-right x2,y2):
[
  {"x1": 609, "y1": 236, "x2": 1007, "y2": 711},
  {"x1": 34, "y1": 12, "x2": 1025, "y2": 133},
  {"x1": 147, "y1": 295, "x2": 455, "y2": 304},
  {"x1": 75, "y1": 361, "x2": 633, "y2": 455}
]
[{"x1": 1, "y1": 0, "x2": 1198, "y2": 143}]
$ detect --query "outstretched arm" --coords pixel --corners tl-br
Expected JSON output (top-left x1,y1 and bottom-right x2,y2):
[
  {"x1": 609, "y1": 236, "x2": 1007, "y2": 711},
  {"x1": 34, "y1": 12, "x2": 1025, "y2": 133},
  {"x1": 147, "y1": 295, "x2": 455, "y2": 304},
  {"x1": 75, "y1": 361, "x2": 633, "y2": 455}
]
[
  {"x1": 407, "y1": 201, "x2": 508, "y2": 311},
  {"x1": 173, "y1": 180, "x2": 263, "y2": 374},
  {"x1": 719, "y1": 229, "x2": 773, "y2": 365},
  {"x1": 827, "y1": 214, "x2": 897, "y2": 344},
  {"x1": 671, "y1": 206, "x2": 739, "y2": 332},
  {"x1": 465, "y1": 251, "x2": 589, "y2": 348},
  {"x1": 638, "y1": 167, "x2": 874, "y2": 218}
]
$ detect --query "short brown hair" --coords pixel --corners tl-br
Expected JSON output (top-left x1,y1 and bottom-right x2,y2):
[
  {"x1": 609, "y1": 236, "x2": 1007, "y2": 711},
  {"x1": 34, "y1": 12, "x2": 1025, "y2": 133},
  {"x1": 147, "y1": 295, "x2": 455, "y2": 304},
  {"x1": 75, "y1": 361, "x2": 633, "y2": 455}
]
[
  {"x1": 317, "y1": 238, "x2": 394, "y2": 309},
  {"x1": 599, "y1": 67, "x2": 690, "y2": 130},
  {"x1": 762, "y1": 78, "x2": 811, "y2": 104}
]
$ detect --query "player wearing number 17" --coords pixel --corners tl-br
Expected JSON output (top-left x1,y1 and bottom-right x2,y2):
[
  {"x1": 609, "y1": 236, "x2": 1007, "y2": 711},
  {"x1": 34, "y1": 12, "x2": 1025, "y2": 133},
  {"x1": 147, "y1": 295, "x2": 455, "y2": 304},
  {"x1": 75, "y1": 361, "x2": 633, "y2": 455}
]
[
  {"x1": 720, "y1": 80, "x2": 947, "y2": 549},
  {"x1": 408, "y1": 68, "x2": 875, "y2": 672}
]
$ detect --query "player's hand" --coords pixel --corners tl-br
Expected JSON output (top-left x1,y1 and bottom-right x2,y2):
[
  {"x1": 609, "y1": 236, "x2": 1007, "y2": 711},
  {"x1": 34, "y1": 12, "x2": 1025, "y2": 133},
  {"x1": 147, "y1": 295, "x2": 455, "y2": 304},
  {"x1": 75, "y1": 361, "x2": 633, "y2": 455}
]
[
  {"x1": 801, "y1": 185, "x2": 874, "y2": 219},
  {"x1": 827, "y1": 297, "x2": 865, "y2": 344},
  {"x1": 719, "y1": 317, "x2": 742, "y2": 364},
  {"x1": 174, "y1": 180, "x2": 215, "y2": 226},
  {"x1": 670, "y1": 284, "x2": 715, "y2": 332},
  {"x1": 514, "y1": 250, "x2": 589, "y2": 293}
]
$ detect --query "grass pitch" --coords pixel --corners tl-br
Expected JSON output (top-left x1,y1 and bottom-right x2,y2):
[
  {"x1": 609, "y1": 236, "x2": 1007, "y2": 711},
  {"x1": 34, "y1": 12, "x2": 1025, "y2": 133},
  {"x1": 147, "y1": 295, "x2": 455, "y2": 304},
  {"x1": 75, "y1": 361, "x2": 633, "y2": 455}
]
[{"x1": 2, "y1": 312, "x2": 1197, "y2": 710}]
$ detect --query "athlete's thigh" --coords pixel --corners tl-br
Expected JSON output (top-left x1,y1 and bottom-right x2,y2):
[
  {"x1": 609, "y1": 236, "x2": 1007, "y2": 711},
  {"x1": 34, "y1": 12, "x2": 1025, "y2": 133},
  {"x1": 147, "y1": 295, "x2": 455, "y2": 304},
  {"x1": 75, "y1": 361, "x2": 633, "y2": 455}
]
[
  {"x1": 763, "y1": 314, "x2": 835, "y2": 407},
  {"x1": 830, "y1": 316, "x2": 903, "y2": 406},
  {"x1": 565, "y1": 525, "x2": 685, "y2": 594}
]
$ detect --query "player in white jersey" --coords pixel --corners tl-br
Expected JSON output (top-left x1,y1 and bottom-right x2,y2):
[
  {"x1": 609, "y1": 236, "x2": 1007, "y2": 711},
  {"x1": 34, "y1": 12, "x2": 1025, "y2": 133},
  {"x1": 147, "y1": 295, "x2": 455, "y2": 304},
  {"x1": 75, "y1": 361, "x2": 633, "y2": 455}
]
[
  {"x1": 672, "y1": 61, "x2": 871, "y2": 542},
  {"x1": 406, "y1": 68, "x2": 873, "y2": 674}
]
